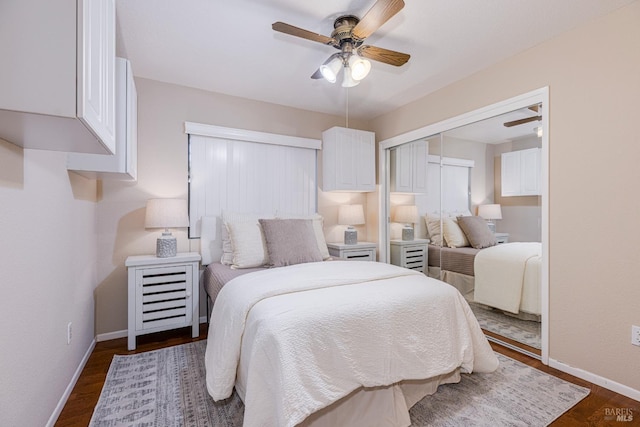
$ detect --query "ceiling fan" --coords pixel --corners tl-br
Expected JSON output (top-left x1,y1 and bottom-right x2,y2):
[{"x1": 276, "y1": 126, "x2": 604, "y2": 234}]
[
  {"x1": 503, "y1": 105, "x2": 542, "y2": 128},
  {"x1": 272, "y1": 0, "x2": 410, "y2": 87}
]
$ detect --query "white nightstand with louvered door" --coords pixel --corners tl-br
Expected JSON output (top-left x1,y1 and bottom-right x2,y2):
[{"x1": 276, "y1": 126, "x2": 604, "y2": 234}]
[
  {"x1": 390, "y1": 239, "x2": 429, "y2": 273},
  {"x1": 126, "y1": 252, "x2": 201, "y2": 350}
]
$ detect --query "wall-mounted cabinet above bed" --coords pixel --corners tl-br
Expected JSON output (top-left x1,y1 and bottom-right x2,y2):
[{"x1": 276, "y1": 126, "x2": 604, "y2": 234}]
[
  {"x1": 67, "y1": 58, "x2": 138, "y2": 180},
  {"x1": 321, "y1": 127, "x2": 375, "y2": 192},
  {"x1": 501, "y1": 148, "x2": 541, "y2": 197},
  {"x1": 0, "y1": 0, "x2": 116, "y2": 154}
]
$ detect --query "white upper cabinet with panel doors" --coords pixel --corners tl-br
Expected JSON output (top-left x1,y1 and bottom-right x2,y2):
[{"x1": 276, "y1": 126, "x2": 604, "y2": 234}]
[
  {"x1": 501, "y1": 147, "x2": 541, "y2": 197},
  {"x1": 0, "y1": 0, "x2": 116, "y2": 154},
  {"x1": 390, "y1": 140, "x2": 427, "y2": 193},
  {"x1": 67, "y1": 58, "x2": 137, "y2": 180},
  {"x1": 322, "y1": 127, "x2": 376, "y2": 192}
]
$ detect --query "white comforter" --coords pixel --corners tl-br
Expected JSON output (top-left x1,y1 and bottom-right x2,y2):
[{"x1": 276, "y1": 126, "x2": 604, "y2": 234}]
[
  {"x1": 473, "y1": 242, "x2": 542, "y2": 315},
  {"x1": 205, "y1": 261, "x2": 498, "y2": 427}
]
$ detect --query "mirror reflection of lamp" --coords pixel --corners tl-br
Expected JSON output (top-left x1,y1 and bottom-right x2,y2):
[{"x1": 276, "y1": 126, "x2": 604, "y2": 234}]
[
  {"x1": 478, "y1": 204, "x2": 502, "y2": 233},
  {"x1": 144, "y1": 198, "x2": 189, "y2": 257},
  {"x1": 393, "y1": 205, "x2": 418, "y2": 241},
  {"x1": 338, "y1": 204, "x2": 365, "y2": 245}
]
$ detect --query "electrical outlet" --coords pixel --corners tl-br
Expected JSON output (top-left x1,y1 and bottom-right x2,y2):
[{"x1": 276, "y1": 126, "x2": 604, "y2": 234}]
[
  {"x1": 632, "y1": 325, "x2": 640, "y2": 347},
  {"x1": 67, "y1": 322, "x2": 72, "y2": 345}
]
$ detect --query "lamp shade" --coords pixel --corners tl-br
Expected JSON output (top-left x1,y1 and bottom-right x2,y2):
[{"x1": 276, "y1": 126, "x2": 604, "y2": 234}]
[
  {"x1": 320, "y1": 56, "x2": 342, "y2": 83},
  {"x1": 393, "y1": 205, "x2": 418, "y2": 224},
  {"x1": 477, "y1": 204, "x2": 502, "y2": 220},
  {"x1": 338, "y1": 204, "x2": 365, "y2": 226},
  {"x1": 348, "y1": 55, "x2": 371, "y2": 81},
  {"x1": 145, "y1": 198, "x2": 189, "y2": 229}
]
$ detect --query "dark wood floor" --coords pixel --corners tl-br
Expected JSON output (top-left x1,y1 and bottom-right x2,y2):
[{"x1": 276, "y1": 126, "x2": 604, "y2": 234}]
[{"x1": 56, "y1": 325, "x2": 639, "y2": 426}]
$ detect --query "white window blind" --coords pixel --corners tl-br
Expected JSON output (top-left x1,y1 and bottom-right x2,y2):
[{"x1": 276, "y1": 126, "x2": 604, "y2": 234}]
[{"x1": 188, "y1": 129, "x2": 319, "y2": 238}]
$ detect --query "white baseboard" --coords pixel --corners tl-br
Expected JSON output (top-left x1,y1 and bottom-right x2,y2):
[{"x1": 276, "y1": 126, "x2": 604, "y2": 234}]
[
  {"x1": 96, "y1": 329, "x2": 127, "y2": 342},
  {"x1": 549, "y1": 358, "x2": 640, "y2": 402},
  {"x1": 46, "y1": 338, "x2": 96, "y2": 427},
  {"x1": 98, "y1": 320, "x2": 207, "y2": 343}
]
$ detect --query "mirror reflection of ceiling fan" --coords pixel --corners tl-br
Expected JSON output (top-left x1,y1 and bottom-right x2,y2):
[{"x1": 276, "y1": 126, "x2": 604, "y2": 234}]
[
  {"x1": 272, "y1": 0, "x2": 410, "y2": 87},
  {"x1": 503, "y1": 105, "x2": 542, "y2": 128}
]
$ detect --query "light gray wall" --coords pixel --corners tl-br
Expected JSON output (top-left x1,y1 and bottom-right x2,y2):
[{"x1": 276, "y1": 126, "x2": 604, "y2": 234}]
[{"x1": 0, "y1": 140, "x2": 98, "y2": 426}]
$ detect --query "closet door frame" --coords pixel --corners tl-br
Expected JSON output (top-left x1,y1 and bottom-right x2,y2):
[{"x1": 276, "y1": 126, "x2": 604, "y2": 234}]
[{"x1": 378, "y1": 87, "x2": 549, "y2": 364}]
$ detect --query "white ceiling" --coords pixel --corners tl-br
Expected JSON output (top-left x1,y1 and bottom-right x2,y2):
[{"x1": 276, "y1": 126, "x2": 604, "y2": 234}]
[{"x1": 115, "y1": 0, "x2": 633, "y2": 121}]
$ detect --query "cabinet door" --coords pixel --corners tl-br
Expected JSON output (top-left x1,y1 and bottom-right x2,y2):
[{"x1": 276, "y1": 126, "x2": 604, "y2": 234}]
[
  {"x1": 411, "y1": 141, "x2": 428, "y2": 194},
  {"x1": 520, "y1": 148, "x2": 540, "y2": 195},
  {"x1": 135, "y1": 265, "x2": 192, "y2": 331},
  {"x1": 322, "y1": 127, "x2": 375, "y2": 192},
  {"x1": 78, "y1": 0, "x2": 116, "y2": 154},
  {"x1": 392, "y1": 144, "x2": 414, "y2": 192},
  {"x1": 354, "y1": 131, "x2": 375, "y2": 191},
  {"x1": 501, "y1": 151, "x2": 521, "y2": 197}
]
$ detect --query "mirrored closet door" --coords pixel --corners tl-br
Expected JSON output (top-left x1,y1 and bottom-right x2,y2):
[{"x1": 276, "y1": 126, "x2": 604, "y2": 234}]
[{"x1": 382, "y1": 93, "x2": 547, "y2": 360}]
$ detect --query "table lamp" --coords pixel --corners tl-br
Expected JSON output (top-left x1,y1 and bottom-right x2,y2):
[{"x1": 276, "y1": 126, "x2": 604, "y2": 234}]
[
  {"x1": 478, "y1": 204, "x2": 502, "y2": 233},
  {"x1": 338, "y1": 204, "x2": 365, "y2": 245},
  {"x1": 393, "y1": 205, "x2": 418, "y2": 241},
  {"x1": 145, "y1": 198, "x2": 189, "y2": 257}
]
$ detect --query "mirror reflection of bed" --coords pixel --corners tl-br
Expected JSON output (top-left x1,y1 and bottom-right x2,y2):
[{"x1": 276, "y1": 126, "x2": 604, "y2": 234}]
[{"x1": 388, "y1": 105, "x2": 543, "y2": 357}]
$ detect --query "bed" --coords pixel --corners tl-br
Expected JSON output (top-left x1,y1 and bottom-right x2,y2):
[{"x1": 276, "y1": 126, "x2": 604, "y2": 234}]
[
  {"x1": 425, "y1": 214, "x2": 542, "y2": 318},
  {"x1": 201, "y1": 214, "x2": 499, "y2": 427}
]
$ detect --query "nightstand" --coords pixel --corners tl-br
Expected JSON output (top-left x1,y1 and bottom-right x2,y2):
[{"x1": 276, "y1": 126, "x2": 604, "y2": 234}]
[
  {"x1": 126, "y1": 252, "x2": 201, "y2": 350},
  {"x1": 495, "y1": 232, "x2": 509, "y2": 244},
  {"x1": 327, "y1": 242, "x2": 376, "y2": 261},
  {"x1": 390, "y1": 239, "x2": 429, "y2": 272}
]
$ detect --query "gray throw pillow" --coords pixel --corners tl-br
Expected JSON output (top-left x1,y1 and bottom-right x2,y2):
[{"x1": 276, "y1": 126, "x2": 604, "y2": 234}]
[
  {"x1": 457, "y1": 216, "x2": 497, "y2": 249},
  {"x1": 258, "y1": 219, "x2": 323, "y2": 267}
]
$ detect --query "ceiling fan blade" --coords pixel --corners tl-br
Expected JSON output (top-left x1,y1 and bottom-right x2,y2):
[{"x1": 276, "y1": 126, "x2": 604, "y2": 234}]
[
  {"x1": 272, "y1": 22, "x2": 337, "y2": 46},
  {"x1": 352, "y1": 0, "x2": 405, "y2": 40},
  {"x1": 358, "y1": 45, "x2": 410, "y2": 66},
  {"x1": 503, "y1": 116, "x2": 542, "y2": 127},
  {"x1": 311, "y1": 68, "x2": 324, "y2": 79}
]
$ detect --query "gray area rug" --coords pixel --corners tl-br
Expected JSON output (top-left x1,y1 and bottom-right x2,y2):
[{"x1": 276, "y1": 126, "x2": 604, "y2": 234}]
[
  {"x1": 90, "y1": 340, "x2": 588, "y2": 426},
  {"x1": 469, "y1": 302, "x2": 542, "y2": 350}
]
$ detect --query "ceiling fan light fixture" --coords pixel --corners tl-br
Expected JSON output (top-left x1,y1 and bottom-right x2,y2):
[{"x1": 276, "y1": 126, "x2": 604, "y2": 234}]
[
  {"x1": 320, "y1": 56, "x2": 343, "y2": 83},
  {"x1": 342, "y1": 65, "x2": 360, "y2": 88},
  {"x1": 348, "y1": 55, "x2": 371, "y2": 81}
]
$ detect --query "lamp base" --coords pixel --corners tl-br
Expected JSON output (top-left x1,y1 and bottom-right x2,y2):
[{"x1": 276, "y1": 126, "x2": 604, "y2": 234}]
[
  {"x1": 486, "y1": 221, "x2": 496, "y2": 233},
  {"x1": 156, "y1": 232, "x2": 177, "y2": 257},
  {"x1": 344, "y1": 227, "x2": 358, "y2": 245},
  {"x1": 401, "y1": 225, "x2": 414, "y2": 241}
]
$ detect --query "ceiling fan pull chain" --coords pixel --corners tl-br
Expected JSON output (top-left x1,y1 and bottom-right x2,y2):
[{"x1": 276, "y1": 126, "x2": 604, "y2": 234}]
[{"x1": 346, "y1": 87, "x2": 349, "y2": 129}]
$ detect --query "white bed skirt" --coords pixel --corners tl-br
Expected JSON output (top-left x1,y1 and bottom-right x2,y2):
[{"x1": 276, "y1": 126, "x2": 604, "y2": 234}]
[{"x1": 236, "y1": 369, "x2": 461, "y2": 427}]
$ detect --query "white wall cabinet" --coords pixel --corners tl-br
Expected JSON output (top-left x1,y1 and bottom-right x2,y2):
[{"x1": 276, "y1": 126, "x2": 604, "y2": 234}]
[
  {"x1": 67, "y1": 58, "x2": 138, "y2": 180},
  {"x1": 390, "y1": 141, "x2": 427, "y2": 193},
  {"x1": 501, "y1": 148, "x2": 541, "y2": 197},
  {"x1": 0, "y1": 0, "x2": 116, "y2": 154},
  {"x1": 322, "y1": 127, "x2": 376, "y2": 192}
]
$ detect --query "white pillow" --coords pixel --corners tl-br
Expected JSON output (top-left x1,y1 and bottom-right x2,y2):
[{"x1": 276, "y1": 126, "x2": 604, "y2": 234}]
[
  {"x1": 276, "y1": 212, "x2": 331, "y2": 260},
  {"x1": 442, "y1": 217, "x2": 469, "y2": 248},
  {"x1": 424, "y1": 215, "x2": 444, "y2": 246},
  {"x1": 221, "y1": 211, "x2": 274, "y2": 265},
  {"x1": 226, "y1": 220, "x2": 269, "y2": 269}
]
